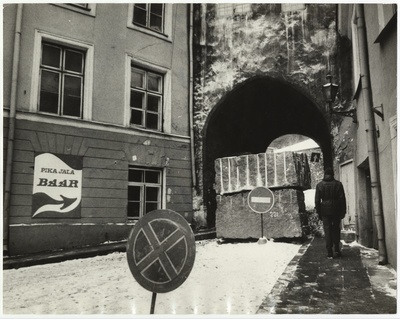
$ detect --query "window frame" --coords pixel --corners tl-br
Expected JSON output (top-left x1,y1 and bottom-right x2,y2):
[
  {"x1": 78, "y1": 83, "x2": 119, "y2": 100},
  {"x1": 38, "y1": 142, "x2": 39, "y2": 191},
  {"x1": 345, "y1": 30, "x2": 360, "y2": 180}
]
[
  {"x1": 125, "y1": 56, "x2": 172, "y2": 133},
  {"x1": 31, "y1": 30, "x2": 94, "y2": 121},
  {"x1": 127, "y1": 166, "x2": 164, "y2": 220},
  {"x1": 52, "y1": 3, "x2": 96, "y2": 16},
  {"x1": 132, "y1": 3, "x2": 165, "y2": 33},
  {"x1": 130, "y1": 66, "x2": 163, "y2": 131},
  {"x1": 39, "y1": 42, "x2": 85, "y2": 118},
  {"x1": 127, "y1": 3, "x2": 173, "y2": 41}
]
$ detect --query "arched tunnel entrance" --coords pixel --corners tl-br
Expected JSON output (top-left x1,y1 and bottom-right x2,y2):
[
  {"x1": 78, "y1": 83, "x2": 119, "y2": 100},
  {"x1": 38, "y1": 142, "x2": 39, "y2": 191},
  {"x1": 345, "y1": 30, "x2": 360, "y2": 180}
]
[{"x1": 203, "y1": 76, "x2": 333, "y2": 228}]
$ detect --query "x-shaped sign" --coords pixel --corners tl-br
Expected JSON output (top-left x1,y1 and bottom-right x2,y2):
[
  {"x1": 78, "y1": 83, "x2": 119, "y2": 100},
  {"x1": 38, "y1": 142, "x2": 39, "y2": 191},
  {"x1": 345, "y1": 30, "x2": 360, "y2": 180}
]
[
  {"x1": 127, "y1": 209, "x2": 196, "y2": 293},
  {"x1": 135, "y1": 223, "x2": 187, "y2": 284}
]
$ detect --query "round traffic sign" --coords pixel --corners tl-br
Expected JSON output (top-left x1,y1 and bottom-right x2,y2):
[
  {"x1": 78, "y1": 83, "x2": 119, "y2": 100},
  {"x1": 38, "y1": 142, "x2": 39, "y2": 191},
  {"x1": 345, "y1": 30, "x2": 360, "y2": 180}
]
[
  {"x1": 248, "y1": 186, "x2": 275, "y2": 213},
  {"x1": 126, "y1": 209, "x2": 196, "y2": 294}
]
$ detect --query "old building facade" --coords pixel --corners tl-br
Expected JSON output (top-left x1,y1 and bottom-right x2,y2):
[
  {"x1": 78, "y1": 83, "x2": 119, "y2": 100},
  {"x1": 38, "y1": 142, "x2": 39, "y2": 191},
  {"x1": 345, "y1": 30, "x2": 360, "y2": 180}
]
[
  {"x1": 3, "y1": 3, "x2": 397, "y2": 268},
  {"x1": 337, "y1": 4, "x2": 397, "y2": 267},
  {"x1": 3, "y1": 4, "x2": 193, "y2": 255}
]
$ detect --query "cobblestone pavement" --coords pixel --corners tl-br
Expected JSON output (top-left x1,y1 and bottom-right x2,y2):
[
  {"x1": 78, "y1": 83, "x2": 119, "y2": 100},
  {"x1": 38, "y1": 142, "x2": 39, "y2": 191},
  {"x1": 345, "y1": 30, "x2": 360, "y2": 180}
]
[{"x1": 257, "y1": 236, "x2": 397, "y2": 315}]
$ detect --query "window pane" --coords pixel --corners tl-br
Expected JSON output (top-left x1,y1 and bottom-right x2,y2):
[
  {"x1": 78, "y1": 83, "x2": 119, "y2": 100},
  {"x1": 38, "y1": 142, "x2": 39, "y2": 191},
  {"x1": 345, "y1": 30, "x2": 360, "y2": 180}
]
[
  {"x1": 146, "y1": 113, "x2": 159, "y2": 130},
  {"x1": 131, "y1": 90, "x2": 144, "y2": 109},
  {"x1": 147, "y1": 94, "x2": 160, "y2": 112},
  {"x1": 128, "y1": 202, "x2": 140, "y2": 218},
  {"x1": 148, "y1": 74, "x2": 161, "y2": 92},
  {"x1": 146, "y1": 187, "x2": 159, "y2": 202},
  {"x1": 39, "y1": 92, "x2": 59, "y2": 114},
  {"x1": 63, "y1": 96, "x2": 81, "y2": 117},
  {"x1": 135, "y1": 4, "x2": 147, "y2": 10},
  {"x1": 150, "y1": 3, "x2": 163, "y2": 16},
  {"x1": 41, "y1": 70, "x2": 60, "y2": 93},
  {"x1": 145, "y1": 170, "x2": 160, "y2": 183},
  {"x1": 128, "y1": 185, "x2": 141, "y2": 201},
  {"x1": 65, "y1": 50, "x2": 84, "y2": 73},
  {"x1": 133, "y1": 6, "x2": 147, "y2": 26},
  {"x1": 129, "y1": 169, "x2": 143, "y2": 182},
  {"x1": 42, "y1": 44, "x2": 61, "y2": 68},
  {"x1": 145, "y1": 202, "x2": 158, "y2": 214},
  {"x1": 39, "y1": 70, "x2": 60, "y2": 114},
  {"x1": 150, "y1": 14, "x2": 162, "y2": 32},
  {"x1": 64, "y1": 75, "x2": 82, "y2": 97},
  {"x1": 63, "y1": 75, "x2": 82, "y2": 117},
  {"x1": 132, "y1": 69, "x2": 145, "y2": 88},
  {"x1": 131, "y1": 109, "x2": 143, "y2": 125}
]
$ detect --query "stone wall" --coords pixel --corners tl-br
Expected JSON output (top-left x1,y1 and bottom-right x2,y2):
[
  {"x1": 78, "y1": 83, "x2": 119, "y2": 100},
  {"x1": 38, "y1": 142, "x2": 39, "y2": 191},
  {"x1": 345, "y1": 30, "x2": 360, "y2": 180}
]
[{"x1": 192, "y1": 4, "x2": 354, "y2": 228}]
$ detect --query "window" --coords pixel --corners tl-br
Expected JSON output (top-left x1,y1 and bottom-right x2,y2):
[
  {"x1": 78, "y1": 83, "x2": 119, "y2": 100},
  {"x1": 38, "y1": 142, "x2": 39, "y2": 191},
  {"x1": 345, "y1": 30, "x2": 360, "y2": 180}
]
[
  {"x1": 130, "y1": 66, "x2": 163, "y2": 131},
  {"x1": 53, "y1": 3, "x2": 96, "y2": 16},
  {"x1": 31, "y1": 31, "x2": 93, "y2": 120},
  {"x1": 39, "y1": 43, "x2": 85, "y2": 118},
  {"x1": 216, "y1": 3, "x2": 252, "y2": 19},
  {"x1": 127, "y1": 4, "x2": 172, "y2": 41},
  {"x1": 132, "y1": 3, "x2": 164, "y2": 33},
  {"x1": 128, "y1": 167, "x2": 162, "y2": 219}
]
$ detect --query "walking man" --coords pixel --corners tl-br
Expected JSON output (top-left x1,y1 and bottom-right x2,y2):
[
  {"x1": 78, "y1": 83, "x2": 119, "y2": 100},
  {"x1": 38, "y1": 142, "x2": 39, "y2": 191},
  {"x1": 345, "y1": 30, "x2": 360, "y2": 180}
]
[{"x1": 315, "y1": 167, "x2": 346, "y2": 259}]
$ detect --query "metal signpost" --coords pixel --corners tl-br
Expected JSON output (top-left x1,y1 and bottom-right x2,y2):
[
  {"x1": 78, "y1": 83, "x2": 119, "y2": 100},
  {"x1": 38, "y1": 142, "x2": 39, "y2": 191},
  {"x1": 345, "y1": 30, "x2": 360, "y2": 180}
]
[
  {"x1": 248, "y1": 186, "x2": 275, "y2": 244},
  {"x1": 126, "y1": 209, "x2": 196, "y2": 314}
]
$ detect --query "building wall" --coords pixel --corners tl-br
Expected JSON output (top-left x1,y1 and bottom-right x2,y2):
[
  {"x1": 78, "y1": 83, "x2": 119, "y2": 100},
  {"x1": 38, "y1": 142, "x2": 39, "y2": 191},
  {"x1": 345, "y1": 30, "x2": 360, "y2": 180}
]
[
  {"x1": 8, "y1": 4, "x2": 190, "y2": 136},
  {"x1": 3, "y1": 4, "x2": 193, "y2": 255},
  {"x1": 337, "y1": 4, "x2": 397, "y2": 267},
  {"x1": 364, "y1": 4, "x2": 397, "y2": 268}
]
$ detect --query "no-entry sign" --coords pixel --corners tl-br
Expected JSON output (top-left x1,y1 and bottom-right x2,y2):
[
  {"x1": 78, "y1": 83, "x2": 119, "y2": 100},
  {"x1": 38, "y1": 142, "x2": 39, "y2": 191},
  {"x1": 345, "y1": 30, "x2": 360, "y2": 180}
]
[
  {"x1": 126, "y1": 209, "x2": 196, "y2": 294},
  {"x1": 248, "y1": 186, "x2": 275, "y2": 213}
]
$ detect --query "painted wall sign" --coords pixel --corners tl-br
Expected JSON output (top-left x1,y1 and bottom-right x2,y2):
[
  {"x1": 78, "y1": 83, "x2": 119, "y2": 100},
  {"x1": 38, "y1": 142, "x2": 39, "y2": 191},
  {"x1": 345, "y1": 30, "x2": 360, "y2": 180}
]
[{"x1": 32, "y1": 153, "x2": 83, "y2": 218}]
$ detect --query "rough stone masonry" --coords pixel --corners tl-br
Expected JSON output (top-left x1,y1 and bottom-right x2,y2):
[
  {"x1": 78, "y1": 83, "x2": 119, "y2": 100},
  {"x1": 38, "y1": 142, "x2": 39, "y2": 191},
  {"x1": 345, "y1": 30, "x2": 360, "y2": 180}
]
[{"x1": 215, "y1": 150, "x2": 311, "y2": 239}]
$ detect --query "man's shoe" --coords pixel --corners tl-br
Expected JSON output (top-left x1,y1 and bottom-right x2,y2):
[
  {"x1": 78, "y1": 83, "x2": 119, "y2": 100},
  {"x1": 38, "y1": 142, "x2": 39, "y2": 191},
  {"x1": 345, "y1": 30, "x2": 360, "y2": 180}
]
[{"x1": 327, "y1": 250, "x2": 333, "y2": 259}]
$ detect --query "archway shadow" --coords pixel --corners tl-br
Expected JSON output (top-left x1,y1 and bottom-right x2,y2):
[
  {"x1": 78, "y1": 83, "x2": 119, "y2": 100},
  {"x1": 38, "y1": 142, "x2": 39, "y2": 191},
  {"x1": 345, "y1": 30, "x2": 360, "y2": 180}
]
[{"x1": 203, "y1": 76, "x2": 332, "y2": 228}]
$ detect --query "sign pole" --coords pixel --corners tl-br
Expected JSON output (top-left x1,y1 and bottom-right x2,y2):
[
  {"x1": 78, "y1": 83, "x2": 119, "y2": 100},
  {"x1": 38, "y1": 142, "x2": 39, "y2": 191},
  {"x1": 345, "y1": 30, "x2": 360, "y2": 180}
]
[
  {"x1": 261, "y1": 214, "x2": 264, "y2": 238},
  {"x1": 258, "y1": 213, "x2": 267, "y2": 245},
  {"x1": 247, "y1": 187, "x2": 274, "y2": 245},
  {"x1": 150, "y1": 292, "x2": 157, "y2": 314}
]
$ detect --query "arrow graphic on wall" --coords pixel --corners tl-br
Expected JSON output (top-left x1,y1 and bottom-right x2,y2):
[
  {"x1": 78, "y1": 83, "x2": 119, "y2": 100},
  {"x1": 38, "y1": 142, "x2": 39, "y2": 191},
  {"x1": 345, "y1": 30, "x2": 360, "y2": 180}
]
[{"x1": 32, "y1": 193, "x2": 78, "y2": 217}]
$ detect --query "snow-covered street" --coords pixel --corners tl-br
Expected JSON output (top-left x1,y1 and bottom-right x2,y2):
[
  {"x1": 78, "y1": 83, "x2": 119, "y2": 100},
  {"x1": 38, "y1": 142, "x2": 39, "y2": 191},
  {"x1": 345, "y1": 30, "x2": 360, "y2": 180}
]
[{"x1": 3, "y1": 239, "x2": 301, "y2": 315}]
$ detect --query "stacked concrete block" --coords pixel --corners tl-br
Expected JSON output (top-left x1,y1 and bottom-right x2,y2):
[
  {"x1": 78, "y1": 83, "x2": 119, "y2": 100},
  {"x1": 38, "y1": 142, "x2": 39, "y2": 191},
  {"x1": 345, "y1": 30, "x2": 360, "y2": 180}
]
[
  {"x1": 214, "y1": 150, "x2": 311, "y2": 195},
  {"x1": 215, "y1": 151, "x2": 310, "y2": 239}
]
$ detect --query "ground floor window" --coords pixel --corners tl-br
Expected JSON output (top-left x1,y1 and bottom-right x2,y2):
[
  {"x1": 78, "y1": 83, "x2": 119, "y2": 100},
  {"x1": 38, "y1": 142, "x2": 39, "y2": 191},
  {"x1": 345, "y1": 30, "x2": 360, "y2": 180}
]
[{"x1": 128, "y1": 167, "x2": 162, "y2": 219}]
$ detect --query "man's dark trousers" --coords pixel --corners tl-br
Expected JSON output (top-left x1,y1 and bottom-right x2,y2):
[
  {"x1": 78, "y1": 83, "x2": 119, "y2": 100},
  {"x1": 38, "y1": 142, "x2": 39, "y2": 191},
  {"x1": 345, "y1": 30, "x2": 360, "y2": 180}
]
[{"x1": 322, "y1": 215, "x2": 341, "y2": 253}]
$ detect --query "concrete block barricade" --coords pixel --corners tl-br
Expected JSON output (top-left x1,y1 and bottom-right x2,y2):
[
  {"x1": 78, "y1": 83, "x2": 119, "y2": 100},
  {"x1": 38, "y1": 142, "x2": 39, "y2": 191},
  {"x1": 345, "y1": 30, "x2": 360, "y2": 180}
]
[
  {"x1": 215, "y1": 151, "x2": 310, "y2": 239},
  {"x1": 214, "y1": 150, "x2": 311, "y2": 195}
]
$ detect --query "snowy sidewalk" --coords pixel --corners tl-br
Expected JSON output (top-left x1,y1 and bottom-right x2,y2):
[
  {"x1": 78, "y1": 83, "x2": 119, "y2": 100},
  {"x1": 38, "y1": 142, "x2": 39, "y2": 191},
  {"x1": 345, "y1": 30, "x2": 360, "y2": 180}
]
[
  {"x1": 257, "y1": 236, "x2": 397, "y2": 314},
  {"x1": 3, "y1": 239, "x2": 301, "y2": 315}
]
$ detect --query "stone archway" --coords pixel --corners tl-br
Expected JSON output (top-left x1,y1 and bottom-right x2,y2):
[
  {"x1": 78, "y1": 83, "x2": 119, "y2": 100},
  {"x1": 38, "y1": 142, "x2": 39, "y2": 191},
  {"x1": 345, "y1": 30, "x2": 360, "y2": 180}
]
[{"x1": 203, "y1": 76, "x2": 332, "y2": 228}]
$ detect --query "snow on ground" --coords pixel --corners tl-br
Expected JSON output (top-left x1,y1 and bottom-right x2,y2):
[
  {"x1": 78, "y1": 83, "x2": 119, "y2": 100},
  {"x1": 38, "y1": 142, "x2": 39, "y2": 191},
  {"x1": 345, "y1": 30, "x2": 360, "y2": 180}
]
[
  {"x1": 351, "y1": 241, "x2": 397, "y2": 299},
  {"x1": 3, "y1": 239, "x2": 301, "y2": 315}
]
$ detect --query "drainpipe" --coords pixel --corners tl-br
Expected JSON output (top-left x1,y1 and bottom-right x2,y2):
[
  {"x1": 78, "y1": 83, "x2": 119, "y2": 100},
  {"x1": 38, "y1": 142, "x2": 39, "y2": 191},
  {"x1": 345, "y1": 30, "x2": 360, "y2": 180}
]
[
  {"x1": 355, "y1": 4, "x2": 387, "y2": 265},
  {"x1": 188, "y1": 4, "x2": 196, "y2": 187},
  {"x1": 4, "y1": 4, "x2": 23, "y2": 254}
]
